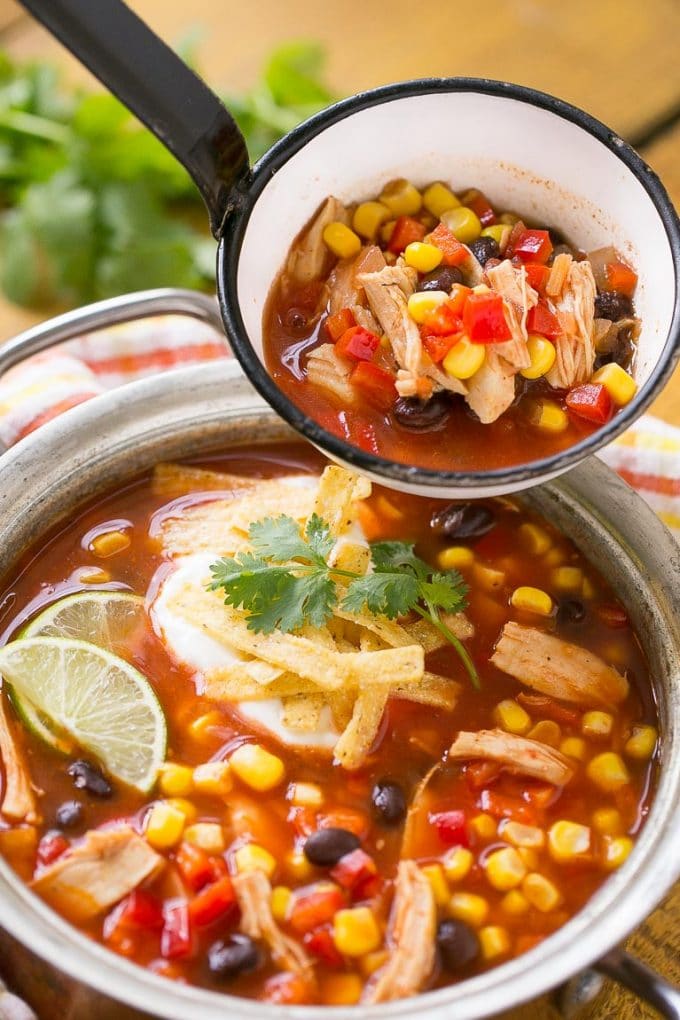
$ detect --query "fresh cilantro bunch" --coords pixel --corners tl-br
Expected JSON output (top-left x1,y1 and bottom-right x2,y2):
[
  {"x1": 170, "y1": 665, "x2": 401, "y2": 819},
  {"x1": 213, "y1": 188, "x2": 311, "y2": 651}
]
[{"x1": 209, "y1": 513, "x2": 479, "y2": 688}]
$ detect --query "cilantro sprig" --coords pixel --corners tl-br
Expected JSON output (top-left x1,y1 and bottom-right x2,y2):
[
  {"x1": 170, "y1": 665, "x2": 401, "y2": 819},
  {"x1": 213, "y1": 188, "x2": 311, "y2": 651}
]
[{"x1": 209, "y1": 514, "x2": 479, "y2": 688}]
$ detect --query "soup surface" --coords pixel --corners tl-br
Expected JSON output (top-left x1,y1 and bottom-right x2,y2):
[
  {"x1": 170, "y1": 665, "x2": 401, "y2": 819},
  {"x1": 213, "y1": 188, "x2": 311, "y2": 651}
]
[
  {"x1": 0, "y1": 444, "x2": 657, "y2": 1007},
  {"x1": 264, "y1": 179, "x2": 640, "y2": 471}
]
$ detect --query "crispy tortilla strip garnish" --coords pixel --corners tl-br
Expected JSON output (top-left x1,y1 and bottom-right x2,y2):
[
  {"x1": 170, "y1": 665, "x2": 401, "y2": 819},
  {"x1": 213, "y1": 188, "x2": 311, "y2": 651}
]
[
  {"x1": 391, "y1": 672, "x2": 460, "y2": 711},
  {"x1": 448, "y1": 729, "x2": 574, "y2": 786},
  {"x1": 202, "y1": 670, "x2": 319, "y2": 702},
  {"x1": 152, "y1": 463, "x2": 260, "y2": 498},
  {"x1": 310, "y1": 465, "x2": 371, "y2": 537},
  {"x1": 491, "y1": 622, "x2": 629, "y2": 707},
  {"x1": 0, "y1": 697, "x2": 41, "y2": 824},
  {"x1": 402, "y1": 613, "x2": 475, "y2": 650},
  {"x1": 233, "y1": 869, "x2": 314, "y2": 981},
  {"x1": 334, "y1": 687, "x2": 390, "y2": 770},
  {"x1": 280, "y1": 694, "x2": 325, "y2": 732},
  {"x1": 31, "y1": 826, "x2": 163, "y2": 923},
  {"x1": 363, "y1": 860, "x2": 436, "y2": 1003},
  {"x1": 326, "y1": 690, "x2": 356, "y2": 732}
]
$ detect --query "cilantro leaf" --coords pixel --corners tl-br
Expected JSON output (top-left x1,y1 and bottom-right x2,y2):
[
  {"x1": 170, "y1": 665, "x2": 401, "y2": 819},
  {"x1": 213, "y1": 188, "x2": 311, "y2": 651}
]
[
  {"x1": 419, "y1": 571, "x2": 468, "y2": 614},
  {"x1": 342, "y1": 572, "x2": 418, "y2": 619},
  {"x1": 249, "y1": 570, "x2": 336, "y2": 633},
  {"x1": 249, "y1": 515, "x2": 320, "y2": 566},
  {"x1": 305, "y1": 513, "x2": 334, "y2": 560},
  {"x1": 369, "y1": 541, "x2": 431, "y2": 581}
]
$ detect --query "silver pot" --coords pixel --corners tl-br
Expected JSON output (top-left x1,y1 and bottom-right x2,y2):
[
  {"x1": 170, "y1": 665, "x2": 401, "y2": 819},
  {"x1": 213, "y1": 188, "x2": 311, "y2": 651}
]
[{"x1": 0, "y1": 291, "x2": 679, "y2": 1020}]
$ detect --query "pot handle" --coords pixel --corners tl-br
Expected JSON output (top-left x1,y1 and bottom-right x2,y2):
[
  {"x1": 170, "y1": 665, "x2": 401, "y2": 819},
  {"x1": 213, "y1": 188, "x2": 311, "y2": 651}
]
[
  {"x1": 16, "y1": 0, "x2": 250, "y2": 238},
  {"x1": 595, "y1": 948, "x2": 680, "y2": 1019}
]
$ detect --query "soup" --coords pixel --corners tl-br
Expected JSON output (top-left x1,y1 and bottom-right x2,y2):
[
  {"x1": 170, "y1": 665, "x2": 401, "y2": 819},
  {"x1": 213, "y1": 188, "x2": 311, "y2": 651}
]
[{"x1": 0, "y1": 444, "x2": 656, "y2": 1006}]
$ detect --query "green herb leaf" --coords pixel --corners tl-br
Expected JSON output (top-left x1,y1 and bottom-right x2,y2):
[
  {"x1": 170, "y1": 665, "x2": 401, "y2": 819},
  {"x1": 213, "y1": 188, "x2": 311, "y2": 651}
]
[{"x1": 341, "y1": 572, "x2": 418, "y2": 619}]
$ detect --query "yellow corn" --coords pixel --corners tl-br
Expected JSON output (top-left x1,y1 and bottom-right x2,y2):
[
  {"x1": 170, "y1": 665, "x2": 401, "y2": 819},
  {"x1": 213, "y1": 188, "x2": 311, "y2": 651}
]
[
  {"x1": 527, "y1": 399, "x2": 569, "y2": 433},
  {"x1": 380, "y1": 219, "x2": 396, "y2": 244},
  {"x1": 360, "y1": 950, "x2": 390, "y2": 978},
  {"x1": 474, "y1": 563, "x2": 506, "y2": 592},
  {"x1": 352, "y1": 200, "x2": 390, "y2": 240},
  {"x1": 379, "y1": 178, "x2": 422, "y2": 217},
  {"x1": 601, "y1": 835, "x2": 634, "y2": 870},
  {"x1": 548, "y1": 820, "x2": 591, "y2": 863},
  {"x1": 321, "y1": 973, "x2": 363, "y2": 1006},
  {"x1": 164, "y1": 798, "x2": 198, "y2": 823},
  {"x1": 518, "y1": 522, "x2": 552, "y2": 556},
  {"x1": 481, "y1": 224, "x2": 511, "y2": 251},
  {"x1": 543, "y1": 547, "x2": 565, "y2": 568},
  {"x1": 592, "y1": 363, "x2": 637, "y2": 407},
  {"x1": 145, "y1": 802, "x2": 186, "y2": 850},
  {"x1": 443, "y1": 337, "x2": 486, "y2": 380},
  {"x1": 517, "y1": 847, "x2": 540, "y2": 870},
  {"x1": 448, "y1": 893, "x2": 489, "y2": 928},
  {"x1": 423, "y1": 181, "x2": 460, "y2": 218},
  {"x1": 501, "y1": 890, "x2": 530, "y2": 916},
  {"x1": 78, "y1": 567, "x2": 111, "y2": 584},
  {"x1": 582, "y1": 577, "x2": 597, "y2": 599},
  {"x1": 551, "y1": 566, "x2": 584, "y2": 593},
  {"x1": 404, "y1": 241, "x2": 443, "y2": 273},
  {"x1": 271, "y1": 885, "x2": 292, "y2": 922},
  {"x1": 184, "y1": 822, "x2": 226, "y2": 854},
  {"x1": 230, "y1": 743, "x2": 285, "y2": 792},
  {"x1": 591, "y1": 807, "x2": 624, "y2": 836},
  {"x1": 322, "y1": 221, "x2": 362, "y2": 259},
  {"x1": 502, "y1": 821, "x2": 545, "y2": 850},
  {"x1": 625, "y1": 725, "x2": 658, "y2": 761},
  {"x1": 288, "y1": 781, "x2": 324, "y2": 807},
  {"x1": 560, "y1": 737, "x2": 588, "y2": 761},
  {"x1": 285, "y1": 850, "x2": 314, "y2": 881},
  {"x1": 472, "y1": 283, "x2": 491, "y2": 295},
  {"x1": 189, "y1": 711, "x2": 224, "y2": 742},
  {"x1": 511, "y1": 586, "x2": 553, "y2": 616},
  {"x1": 443, "y1": 846, "x2": 474, "y2": 883},
  {"x1": 499, "y1": 211, "x2": 521, "y2": 225},
  {"x1": 485, "y1": 847, "x2": 527, "y2": 891},
  {"x1": 407, "y1": 289, "x2": 449, "y2": 324},
  {"x1": 158, "y1": 763, "x2": 194, "y2": 798},
  {"x1": 522, "y1": 873, "x2": 562, "y2": 912},
  {"x1": 581, "y1": 711, "x2": 613, "y2": 739},
  {"x1": 333, "y1": 906, "x2": 382, "y2": 956},
  {"x1": 493, "y1": 699, "x2": 532, "y2": 735},
  {"x1": 234, "y1": 843, "x2": 277, "y2": 879},
  {"x1": 520, "y1": 335, "x2": 557, "y2": 380},
  {"x1": 441, "y1": 206, "x2": 482, "y2": 244},
  {"x1": 586, "y1": 752, "x2": 630, "y2": 792},
  {"x1": 479, "y1": 926, "x2": 511, "y2": 960},
  {"x1": 90, "y1": 529, "x2": 131, "y2": 558},
  {"x1": 470, "y1": 813, "x2": 497, "y2": 841},
  {"x1": 192, "y1": 761, "x2": 232, "y2": 797},
  {"x1": 527, "y1": 720, "x2": 561, "y2": 747},
  {"x1": 422, "y1": 863, "x2": 450, "y2": 906},
  {"x1": 437, "y1": 546, "x2": 475, "y2": 571}
]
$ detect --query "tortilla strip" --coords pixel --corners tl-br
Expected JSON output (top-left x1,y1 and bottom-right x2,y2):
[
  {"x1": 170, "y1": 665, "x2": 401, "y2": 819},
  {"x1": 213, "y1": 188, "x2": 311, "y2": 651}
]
[
  {"x1": 334, "y1": 687, "x2": 390, "y2": 770},
  {"x1": 203, "y1": 670, "x2": 321, "y2": 702},
  {"x1": 281, "y1": 694, "x2": 325, "y2": 732},
  {"x1": 392, "y1": 672, "x2": 461, "y2": 711},
  {"x1": 152, "y1": 463, "x2": 260, "y2": 498},
  {"x1": 310, "y1": 465, "x2": 371, "y2": 537}
]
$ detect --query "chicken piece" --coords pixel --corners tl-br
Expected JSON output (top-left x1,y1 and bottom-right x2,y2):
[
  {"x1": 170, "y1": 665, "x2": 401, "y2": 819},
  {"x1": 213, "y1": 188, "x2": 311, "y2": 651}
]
[
  {"x1": 448, "y1": 728, "x2": 574, "y2": 786},
  {"x1": 328, "y1": 245, "x2": 386, "y2": 334},
  {"x1": 0, "y1": 698, "x2": 40, "y2": 824},
  {"x1": 491, "y1": 622, "x2": 629, "y2": 707},
  {"x1": 31, "y1": 826, "x2": 163, "y2": 923},
  {"x1": 486, "y1": 260, "x2": 535, "y2": 369},
  {"x1": 546, "y1": 252, "x2": 573, "y2": 298},
  {"x1": 286, "y1": 197, "x2": 349, "y2": 285},
  {"x1": 464, "y1": 348, "x2": 516, "y2": 424},
  {"x1": 233, "y1": 869, "x2": 314, "y2": 981},
  {"x1": 546, "y1": 259, "x2": 597, "y2": 388},
  {"x1": 306, "y1": 343, "x2": 356, "y2": 406},
  {"x1": 363, "y1": 860, "x2": 436, "y2": 1003}
]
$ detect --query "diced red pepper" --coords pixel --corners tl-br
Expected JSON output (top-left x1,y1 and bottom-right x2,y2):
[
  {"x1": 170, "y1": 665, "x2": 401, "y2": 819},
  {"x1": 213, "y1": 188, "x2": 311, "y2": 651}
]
[
  {"x1": 606, "y1": 260, "x2": 638, "y2": 297},
  {"x1": 516, "y1": 693, "x2": 580, "y2": 727},
  {"x1": 523, "y1": 782, "x2": 558, "y2": 809},
  {"x1": 119, "y1": 890, "x2": 164, "y2": 930},
  {"x1": 262, "y1": 973, "x2": 314, "y2": 1005},
  {"x1": 330, "y1": 848, "x2": 379, "y2": 899},
  {"x1": 325, "y1": 307, "x2": 356, "y2": 342},
  {"x1": 175, "y1": 842, "x2": 215, "y2": 893},
  {"x1": 287, "y1": 805, "x2": 317, "y2": 839},
  {"x1": 526, "y1": 299, "x2": 561, "y2": 340},
  {"x1": 160, "y1": 900, "x2": 194, "y2": 960},
  {"x1": 422, "y1": 332, "x2": 461, "y2": 364},
  {"x1": 462, "y1": 188, "x2": 496, "y2": 226},
  {"x1": 509, "y1": 228, "x2": 553, "y2": 264},
  {"x1": 596, "y1": 603, "x2": 629, "y2": 629},
  {"x1": 430, "y1": 810, "x2": 469, "y2": 847},
  {"x1": 524, "y1": 262, "x2": 551, "y2": 293},
  {"x1": 429, "y1": 223, "x2": 469, "y2": 266},
  {"x1": 336, "y1": 325, "x2": 380, "y2": 363},
  {"x1": 479, "y1": 790, "x2": 539, "y2": 827},
  {"x1": 463, "y1": 292, "x2": 512, "y2": 343},
  {"x1": 37, "y1": 832, "x2": 70, "y2": 867},
  {"x1": 188, "y1": 875, "x2": 236, "y2": 927},
  {"x1": 465, "y1": 761, "x2": 502, "y2": 792},
  {"x1": 303, "y1": 925, "x2": 344, "y2": 967},
  {"x1": 565, "y1": 383, "x2": 613, "y2": 425},
  {"x1": 318, "y1": 807, "x2": 370, "y2": 840},
  {"x1": 421, "y1": 301, "x2": 464, "y2": 337},
  {"x1": 288, "y1": 883, "x2": 346, "y2": 934},
  {"x1": 350, "y1": 361, "x2": 396, "y2": 412},
  {"x1": 388, "y1": 215, "x2": 426, "y2": 254},
  {"x1": 447, "y1": 283, "x2": 473, "y2": 315}
]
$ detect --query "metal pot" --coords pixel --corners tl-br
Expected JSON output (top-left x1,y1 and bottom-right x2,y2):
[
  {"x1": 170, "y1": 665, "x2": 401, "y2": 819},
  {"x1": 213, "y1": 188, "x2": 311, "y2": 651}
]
[{"x1": 0, "y1": 292, "x2": 679, "y2": 1019}]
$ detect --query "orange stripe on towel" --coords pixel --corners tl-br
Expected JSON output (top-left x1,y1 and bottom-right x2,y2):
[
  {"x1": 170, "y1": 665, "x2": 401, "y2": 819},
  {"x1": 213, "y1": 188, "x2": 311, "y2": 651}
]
[
  {"x1": 82, "y1": 342, "x2": 228, "y2": 376},
  {"x1": 616, "y1": 468, "x2": 680, "y2": 497},
  {"x1": 17, "y1": 392, "x2": 98, "y2": 440}
]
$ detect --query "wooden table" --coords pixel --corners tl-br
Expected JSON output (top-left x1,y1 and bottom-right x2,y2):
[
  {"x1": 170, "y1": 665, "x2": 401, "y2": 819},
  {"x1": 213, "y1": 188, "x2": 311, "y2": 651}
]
[{"x1": 0, "y1": 2, "x2": 678, "y2": 1017}]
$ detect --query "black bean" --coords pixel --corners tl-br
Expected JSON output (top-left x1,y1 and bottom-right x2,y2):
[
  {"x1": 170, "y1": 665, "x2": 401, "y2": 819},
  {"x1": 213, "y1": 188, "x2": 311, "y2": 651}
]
[
  {"x1": 55, "y1": 800, "x2": 84, "y2": 828},
  {"x1": 371, "y1": 780, "x2": 406, "y2": 827},
  {"x1": 208, "y1": 935, "x2": 260, "y2": 979},
  {"x1": 594, "y1": 290, "x2": 634, "y2": 322},
  {"x1": 67, "y1": 760, "x2": 112, "y2": 798},
  {"x1": 557, "y1": 599, "x2": 586, "y2": 624},
  {"x1": 469, "y1": 236, "x2": 500, "y2": 265},
  {"x1": 437, "y1": 919, "x2": 479, "y2": 971},
  {"x1": 416, "y1": 265, "x2": 463, "y2": 293},
  {"x1": 430, "y1": 502, "x2": 495, "y2": 540},
  {"x1": 548, "y1": 241, "x2": 576, "y2": 265},
  {"x1": 393, "y1": 393, "x2": 453, "y2": 431},
  {"x1": 303, "y1": 827, "x2": 360, "y2": 867},
  {"x1": 284, "y1": 307, "x2": 309, "y2": 334}
]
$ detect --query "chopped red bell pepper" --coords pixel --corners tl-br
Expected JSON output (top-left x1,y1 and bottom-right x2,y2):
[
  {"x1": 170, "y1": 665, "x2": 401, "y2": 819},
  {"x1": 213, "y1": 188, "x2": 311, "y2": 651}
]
[
  {"x1": 175, "y1": 842, "x2": 215, "y2": 893},
  {"x1": 160, "y1": 900, "x2": 194, "y2": 960},
  {"x1": 430, "y1": 810, "x2": 469, "y2": 847},
  {"x1": 119, "y1": 890, "x2": 164, "y2": 930},
  {"x1": 388, "y1": 215, "x2": 426, "y2": 254},
  {"x1": 463, "y1": 292, "x2": 512, "y2": 343},
  {"x1": 509, "y1": 229, "x2": 553, "y2": 264},
  {"x1": 188, "y1": 875, "x2": 236, "y2": 927},
  {"x1": 479, "y1": 790, "x2": 538, "y2": 827},
  {"x1": 262, "y1": 973, "x2": 314, "y2": 1005},
  {"x1": 605, "y1": 260, "x2": 638, "y2": 297},
  {"x1": 524, "y1": 262, "x2": 551, "y2": 293},
  {"x1": 288, "y1": 883, "x2": 346, "y2": 934},
  {"x1": 429, "y1": 223, "x2": 469, "y2": 266},
  {"x1": 422, "y1": 332, "x2": 460, "y2": 364},
  {"x1": 287, "y1": 805, "x2": 317, "y2": 839},
  {"x1": 336, "y1": 325, "x2": 380, "y2": 363},
  {"x1": 464, "y1": 761, "x2": 502, "y2": 792},
  {"x1": 447, "y1": 283, "x2": 473, "y2": 315},
  {"x1": 325, "y1": 307, "x2": 356, "y2": 342},
  {"x1": 462, "y1": 188, "x2": 496, "y2": 226},
  {"x1": 565, "y1": 383, "x2": 613, "y2": 424},
  {"x1": 303, "y1": 925, "x2": 344, "y2": 967},
  {"x1": 516, "y1": 693, "x2": 580, "y2": 727},
  {"x1": 421, "y1": 301, "x2": 464, "y2": 337},
  {"x1": 350, "y1": 361, "x2": 396, "y2": 412},
  {"x1": 330, "y1": 848, "x2": 379, "y2": 899},
  {"x1": 596, "y1": 603, "x2": 629, "y2": 628},
  {"x1": 318, "y1": 807, "x2": 370, "y2": 840},
  {"x1": 37, "y1": 832, "x2": 70, "y2": 867},
  {"x1": 526, "y1": 299, "x2": 561, "y2": 340}
]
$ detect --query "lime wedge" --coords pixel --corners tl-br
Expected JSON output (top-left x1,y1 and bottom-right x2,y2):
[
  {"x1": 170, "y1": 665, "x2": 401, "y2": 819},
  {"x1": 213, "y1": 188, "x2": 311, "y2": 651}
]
[{"x1": 0, "y1": 637, "x2": 166, "y2": 793}]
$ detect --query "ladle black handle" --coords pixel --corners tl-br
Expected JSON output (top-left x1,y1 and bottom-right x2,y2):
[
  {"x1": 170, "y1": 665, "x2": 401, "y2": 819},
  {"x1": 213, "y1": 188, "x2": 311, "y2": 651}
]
[{"x1": 17, "y1": 0, "x2": 250, "y2": 238}]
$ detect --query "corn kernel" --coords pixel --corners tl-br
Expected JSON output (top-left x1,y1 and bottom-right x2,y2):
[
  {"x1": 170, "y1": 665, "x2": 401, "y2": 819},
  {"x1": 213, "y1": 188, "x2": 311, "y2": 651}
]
[
  {"x1": 321, "y1": 973, "x2": 363, "y2": 1006},
  {"x1": 189, "y1": 711, "x2": 224, "y2": 742},
  {"x1": 472, "y1": 283, "x2": 491, "y2": 295},
  {"x1": 548, "y1": 820, "x2": 591, "y2": 863},
  {"x1": 581, "y1": 711, "x2": 613, "y2": 739},
  {"x1": 474, "y1": 563, "x2": 506, "y2": 592},
  {"x1": 586, "y1": 752, "x2": 630, "y2": 792},
  {"x1": 481, "y1": 224, "x2": 511, "y2": 251},
  {"x1": 511, "y1": 586, "x2": 553, "y2": 616},
  {"x1": 437, "y1": 546, "x2": 474, "y2": 571},
  {"x1": 448, "y1": 893, "x2": 489, "y2": 928},
  {"x1": 560, "y1": 737, "x2": 588, "y2": 761},
  {"x1": 230, "y1": 744, "x2": 285, "y2": 792},
  {"x1": 582, "y1": 577, "x2": 597, "y2": 599},
  {"x1": 158, "y1": 763, "x2": 194, "y2": 797},
  {"x1": 520, "y1": 335, "x2": 557, "y2": 380},
  {"x1": 601, "y1": 835, "x2": 634, "y2": 870},
  {"x1": 322, "y1": 221, "x2": 362, "y2": 259},
  {"x1": 518, "y1": 522, "x2": 552, "y2": 556},
  {"x1": 352, "y1": 200, "x2": 390, "y2": 240},
  {"x1": 423, "y1": 181, "x2": 460, "y2": 218},
  {"x1": 543, "y1": 547, "x2": 565, "y2": 568},
  {"x1": 592, "y1": 363, "x2": 637, "y2": 407},
  {"x1": 380, "y1": 219, "x2": 396, "y2": 244},
  {"x1": 499, "y1": 211, "x2": 521, "y2": 225},
  {"x1": 527, "y1": 720, "x2": 561, "y2": 747},
  {"x1": 493, "y1": 699, "x2": 532, "y2": 735},
  {"x1": 518, "y1": 847, "x2": 540, "y2": 870},
  {"x1": 527, "y1": 399, "x2": 568, "y2": 434},
  {"x1": 522, "y1": 873, "x2": 562, "y2": 912},
  {"x1": 271, "y1": 886, "x2": 292, "y2": 922},
  {"x1": 404, "y1": 241, "x2": 443, "y2": 273},
  {"x1": 407, "y1": 289, "x2": 449, "y2": 324},
  {"x1": 90, "y1": 529, "x2": 131, "y2": 558},
  {"x1": 592, "y1": 807, "x2": 624, "y2": 836},
  {"x1": 184, "y1": 822, "x2": 226, "y2": 854},
  {"x1": 78, "y1": 567, "x2": 111, "y2": 584},
  {"x1": 501, "y1": 890, "x2": 530, "y2": 916},
  {"x1": 485, "y1": 847, "x2": 527, "y2": 891},
  {"x1": 163, "y1": 798, "x2": 198, "y2": 823},
  {"x1": 234, "y1": 843, "x2": 277, "y2": 878},
  {"x1": 502, "y1": 821, "x2": 545, "y2": 850},
  {"x1": 379, "y1": 178, "x2": 422, "y2": 217},
  {"x1": 360, "y1": 950, "x2": 390, "y2": 977},
  {"x1": 443, "y1": 337, "x2": 486, "y2": 380},
  {"x1": 551, "y1": 566, "x2": 584, "y2": 593},
  {"x1": 443, "y1": 846, "x2": 474, "y2": 883},
  {"x1": 145, "y1": 802, "x2": 186, "y2": 849},
  {"x1": 285, "y1": 850, "x2": 315, "y2": 881},
  {"x1": 333, "y1": 906, "x2": 382, "y2": 956},
  {"x1": 470, "y1": 813, "x2": 497, "y2": 841},
  {"x1": 625, "y1": 725, "x2": 658, "y2": 761},
  {"x1": 479, "y1": 925, "x2": 511, "y2": 960},
  {"x1": 422, "y1": 864, "x2": 450, "y2": 906},
  {"x1": 193, "y1": 761, "x2": 232, "y2": 797},
  {"x1": 288, "y1": 781, "x2": 323, "y2": 807},
  {"x1": 441, "y1": 206, "x2": 482, "y2": 244}
]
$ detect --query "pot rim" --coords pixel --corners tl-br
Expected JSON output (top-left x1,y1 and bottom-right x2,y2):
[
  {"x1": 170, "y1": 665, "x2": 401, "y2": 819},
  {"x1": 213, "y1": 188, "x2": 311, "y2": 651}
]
[{"x1": 218, "y1": 75, "x2": 680, "y2": 492}]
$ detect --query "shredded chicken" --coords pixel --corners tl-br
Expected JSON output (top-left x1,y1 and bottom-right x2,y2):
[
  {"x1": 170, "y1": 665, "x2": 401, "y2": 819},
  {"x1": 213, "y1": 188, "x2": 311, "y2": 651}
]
[
  {"x1": 363, "y1": 861, "x2": 436, "y2": 1003},
  {"x1": 0, "y1": 697, "x2": 40, "y2": 824},
  {"x1": 31, "y1": 826, "x2": 163, "y2": 922},
  {"x1": 329, "y1": 244, "x2": 386, "y2": 333},
  {"x1": 486, "y1": 261, "x2": 535, "y2": 369},
  {"x1": 286, "y1": 196, "x2": 348, "y2": 285},
  {"x1": 546, "y1": 259, "x2": 597, "y2": 388},
  {"x1": 491, "y1": 622, "x2": 629, "y2": 707},
  {"x1": 306, "y1": 342, "x2": 356, "y2": 406},
  {"x1": 448, "y1": 728, "x2": 574, "y2": 786},
  {"x1": 233, "y1": 869, "x2": 314, "y2": 982},
  {"x1": 546, "y1": 252, "x2": 573, "y2": 297},
  {"x1": 464, "y1": 348, "x2": 516, "y2": 424}
]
